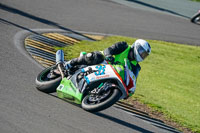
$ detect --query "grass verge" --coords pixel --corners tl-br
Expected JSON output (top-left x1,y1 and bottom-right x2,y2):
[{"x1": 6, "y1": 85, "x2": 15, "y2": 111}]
[
  {"x1": 191, "y1": 0, "x2": 200, "y2": 2},
  {"x1": 55, "y1": 36, "x2": 200, "y2": 132}
]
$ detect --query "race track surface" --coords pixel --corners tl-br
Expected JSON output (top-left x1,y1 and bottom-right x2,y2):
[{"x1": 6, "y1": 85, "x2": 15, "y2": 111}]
[{"x1": 0, "y1": 0, "x2": 199, "y2": 133}]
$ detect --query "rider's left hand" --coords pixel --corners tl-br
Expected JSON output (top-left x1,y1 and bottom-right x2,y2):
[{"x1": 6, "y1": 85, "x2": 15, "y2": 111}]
[{"x1": 105, "y1": 55, "x2": 115, "y2": 64}]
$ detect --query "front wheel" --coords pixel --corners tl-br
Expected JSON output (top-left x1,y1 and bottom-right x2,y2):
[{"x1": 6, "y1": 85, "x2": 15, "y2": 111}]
[
  {"x1": 191, "y1": 13, "x2": 200, "y2": 24},
  {"x1": 81, "y1": 86, "x2": 121, "y2": 112},
  {"x1": 35, "y1": 65, "x2": 62, "y2": 93}
]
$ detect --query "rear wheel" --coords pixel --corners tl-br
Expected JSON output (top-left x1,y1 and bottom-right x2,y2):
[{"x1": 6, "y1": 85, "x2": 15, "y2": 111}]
[
  {"x1": 81, "y1": 83, "x2": 121, "y2": 112},
  {"x1": 35, "y1": 65, "x2": 62, "y2": 93}
]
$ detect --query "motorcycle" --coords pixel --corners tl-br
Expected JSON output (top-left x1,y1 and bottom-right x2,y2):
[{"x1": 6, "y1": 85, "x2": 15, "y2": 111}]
[
  {"x1": 35, "y1": 50, "x2": 136, "y2": 112},
  {"x1": 191, "y1": 10, "x2": 200, "y2": 25}
]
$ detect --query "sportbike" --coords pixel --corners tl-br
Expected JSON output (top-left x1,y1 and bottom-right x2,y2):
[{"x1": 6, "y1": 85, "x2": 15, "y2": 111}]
[
  {"x1": 191, "y1": 10, "x2": 200, "y2": 25},
  {"x1": 35, "y1": 50, "x2": 136, "y2": 112}
]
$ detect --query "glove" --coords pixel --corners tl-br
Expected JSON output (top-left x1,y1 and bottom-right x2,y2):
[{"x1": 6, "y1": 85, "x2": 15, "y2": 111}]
[
  {"x1": 64, "y1": 61, "x2": 72, "y2": 70},
  {"x1": 105, "y1": 55, "x2": 115, "y2": 63}
]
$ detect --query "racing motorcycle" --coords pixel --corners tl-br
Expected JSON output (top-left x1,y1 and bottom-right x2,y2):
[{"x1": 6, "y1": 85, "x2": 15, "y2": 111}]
[
  {"x1": 35, "y1": 50, "x2": 136, "y2": 112},
  {"x1": 191, "y1": 10, "x2": 200, "y2": 25}
]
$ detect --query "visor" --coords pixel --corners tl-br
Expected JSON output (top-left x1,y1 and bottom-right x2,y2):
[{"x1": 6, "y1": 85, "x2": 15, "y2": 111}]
[{"x1": 136, "y1": 45, "x2": 149, "y2": 60}]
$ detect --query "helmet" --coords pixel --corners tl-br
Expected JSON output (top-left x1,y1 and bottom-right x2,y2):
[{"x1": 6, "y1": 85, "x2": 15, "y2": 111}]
[{"x1": 131, "y1": 39, "x2": 151, "y2": 62}]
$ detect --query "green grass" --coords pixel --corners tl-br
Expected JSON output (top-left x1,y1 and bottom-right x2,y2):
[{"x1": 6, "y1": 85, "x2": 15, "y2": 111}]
[
  {"x1": 56, "y1": 36, "x2": 200, "y2": 132},
  {"x1": 191, "y1": 0, "x2": 200, "y2": 2}
]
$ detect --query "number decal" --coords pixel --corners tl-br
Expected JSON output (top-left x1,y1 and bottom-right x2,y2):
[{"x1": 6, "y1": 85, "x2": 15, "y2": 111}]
[
  {"x1": 58, "y1": 84, "x2": 64, "y2": 90},
  {"x1": 95, "y1": 65, "x2": 106, "y2": 76}
]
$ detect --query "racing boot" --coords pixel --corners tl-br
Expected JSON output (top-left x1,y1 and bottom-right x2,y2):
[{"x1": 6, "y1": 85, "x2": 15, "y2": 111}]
[{"x1": 56, "y1": 50, "x2": 64, "y2": 64}]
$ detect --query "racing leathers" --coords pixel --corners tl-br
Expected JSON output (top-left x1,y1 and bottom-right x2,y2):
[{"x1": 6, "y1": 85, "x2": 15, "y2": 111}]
[
  {"x1": 104, "y1": 41, "x2": 141, "y2": 94},
  {"x1": 64, "y1": 41, "x2": 141, "y2": 95},
  {"x1": 64, "y1": 51, "x2": 105, "y2": 69}
]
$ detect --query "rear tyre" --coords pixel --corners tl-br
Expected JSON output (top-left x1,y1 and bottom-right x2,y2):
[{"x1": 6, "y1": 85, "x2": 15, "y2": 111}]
[
  {"x1": 35, "y1": 65, "x2": 62, "y2": 93},
  {"x1": 81, "y1": 87, "x2": 121, "y2": 112}
]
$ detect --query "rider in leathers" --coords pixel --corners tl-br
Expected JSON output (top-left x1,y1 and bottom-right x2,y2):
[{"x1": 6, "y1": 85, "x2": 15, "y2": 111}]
[{"x1": 64, "y1": 39, "x2": 151, "y2": 95}]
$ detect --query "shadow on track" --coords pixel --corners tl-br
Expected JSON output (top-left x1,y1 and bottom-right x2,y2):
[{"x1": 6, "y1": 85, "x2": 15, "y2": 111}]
[
  {"x1": 134, "y1": 113, "x2": 181, "y2": 133},
  {"x1": 95, "y1": 112, "x2": 154, "y2": 133},
  {"x1": 114, "y1": 106, "x2": 181, "y2": 133},
  {"x1": 0, "y1": 18, "x2": 40, "y2": 35},
  {"x1": 0, "y1": 3, "x2": 95, "y2": 41},
  {"x1": 43, "y1": 93, "x2": 180, "y2": 133}
]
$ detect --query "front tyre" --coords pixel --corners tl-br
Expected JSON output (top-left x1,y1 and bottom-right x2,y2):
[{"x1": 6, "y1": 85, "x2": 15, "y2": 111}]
[
  {"x1": 81, "y1": 88, "x2": 121, "y2": 112},
  {"x1": 191, "y1": 13, "x2": 200, "y2": 24},
  {"x1": 35, "y1": 65, "x2": 62, "y2": 93}
]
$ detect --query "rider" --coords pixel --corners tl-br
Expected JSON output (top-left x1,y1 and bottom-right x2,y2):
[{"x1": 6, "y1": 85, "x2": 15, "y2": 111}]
[{"x1": 64, "y1": 39, "x2": 151, "y2": 95}]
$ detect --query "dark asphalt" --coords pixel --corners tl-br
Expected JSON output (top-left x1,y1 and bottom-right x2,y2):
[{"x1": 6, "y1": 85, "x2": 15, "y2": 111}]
[
  {"x1": 0, "y1": 0, "x2": 199, "y2": 133},
  {"x1": 111, "y1": 0, "x2": 200, "y2": 18}
]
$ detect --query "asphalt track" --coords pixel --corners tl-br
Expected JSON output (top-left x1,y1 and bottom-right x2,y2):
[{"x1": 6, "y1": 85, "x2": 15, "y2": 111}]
[{"x1": 0, "y1": 0, "x2": 199, "y2": 133}]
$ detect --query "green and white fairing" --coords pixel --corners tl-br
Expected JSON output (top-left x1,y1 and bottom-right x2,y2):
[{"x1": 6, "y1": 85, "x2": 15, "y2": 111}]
[
  {"x1": 57, "y1": 78, "x2": 83, "y2": 104},
  {"x1": 56, "y1": 62, "x2": 129, "y2": 104}
]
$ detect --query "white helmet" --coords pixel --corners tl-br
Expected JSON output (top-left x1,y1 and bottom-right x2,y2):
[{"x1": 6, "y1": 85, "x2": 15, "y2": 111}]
[{"x1": 131, "y1": 39, "x2": 151, "y2": 62}]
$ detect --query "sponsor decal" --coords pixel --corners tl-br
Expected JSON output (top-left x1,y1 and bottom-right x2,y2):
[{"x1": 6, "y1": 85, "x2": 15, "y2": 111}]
[
  {"x1": 58, "y1": 84, "x2": 64, "y2": 90},
  {"x1": 95, "y1": 65, "x2": 106, "y2": 76},
  {"x1": 96, "y1": 75, "x2": 109, "y2": 79}
]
